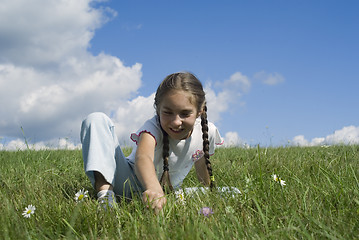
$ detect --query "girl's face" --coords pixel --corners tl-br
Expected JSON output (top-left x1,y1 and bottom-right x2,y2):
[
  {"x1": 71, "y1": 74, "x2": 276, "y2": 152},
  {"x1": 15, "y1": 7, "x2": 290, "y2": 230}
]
[{"x1": 158, "y1": 90, "x2": 201, "y2": 140}]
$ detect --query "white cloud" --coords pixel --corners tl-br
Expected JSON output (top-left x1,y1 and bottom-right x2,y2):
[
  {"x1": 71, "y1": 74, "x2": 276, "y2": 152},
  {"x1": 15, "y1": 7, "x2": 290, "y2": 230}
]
[
  {"x1": 254, "y1": 71, "x2": 285, "y2": 85},
  {"x1": 291, "y1": 125, "x2": 359, "y2": 146},
  {"x1": 325, "y1": 126, "x2": 359, "y2": 145},
  {"x1": 0, "y1": 139, "x2": 28, "y2": 151},
  {"x1": 0, "y1": 0, "x2": 142, "y2": 142},
  {"x1": 205, "y1": 84, "x2": 231, "y2": 123},
  {"x1": 0, "y1": 138, "x2": 81, "y2": 151},
  {"x1": 206, "y1": 71, "x2": 251, "y2": 122},
  {"x1": 221, "y1": 72, "x2": 251, "y2": 93},
  {"x1": 112, "y1": 93, "x2": 156, "y2": 145},
  {"x1": 0, "y1": 0, "x2": 116, "y2": 66},
  {"x1": 222, "y1": 131, "x2": 247, "y2": 147},
  {"x1": 291, "y1": 135, "x2": 309, "y2": 146}
]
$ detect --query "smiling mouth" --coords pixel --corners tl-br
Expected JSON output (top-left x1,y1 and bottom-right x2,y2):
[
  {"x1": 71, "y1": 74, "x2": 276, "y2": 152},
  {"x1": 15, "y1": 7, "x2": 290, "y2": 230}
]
[{"x1": 170, "y1": 128, "x2": 184, "y2": 133}]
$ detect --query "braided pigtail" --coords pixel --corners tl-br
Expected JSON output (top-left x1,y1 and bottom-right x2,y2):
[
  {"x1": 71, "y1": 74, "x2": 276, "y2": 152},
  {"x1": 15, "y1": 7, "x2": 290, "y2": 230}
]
[
  {"x1": 159, "y1": 130, "x2": 174, "y2": 192},
  {"x1": 201, "y1": 104, "x2": 215, "y2": 189}
]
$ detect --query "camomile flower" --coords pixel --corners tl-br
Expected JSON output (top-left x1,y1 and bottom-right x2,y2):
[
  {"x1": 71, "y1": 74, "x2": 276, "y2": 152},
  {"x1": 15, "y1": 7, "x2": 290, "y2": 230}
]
[
  {"x1": 22, "y1": 204, "x2": 36, "y2": 218},
  {"x1": 175, "y1": 189, "x2": 186, "y2": 205},
  {"x1": 272, "y1": 174, "x2": 286, "y2": 187},
  {"x1": 75, "y1": 189, "x2": 88, "y2": 202},
  {"x1": 272, "y1": 174, "x2": 279, "y2": 182}
]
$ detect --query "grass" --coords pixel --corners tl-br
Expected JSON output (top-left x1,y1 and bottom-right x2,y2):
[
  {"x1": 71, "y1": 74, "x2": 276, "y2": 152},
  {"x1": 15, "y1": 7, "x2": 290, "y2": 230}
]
[{"x1": 0, "y1": 146, "x2": 358, "y2": 239}]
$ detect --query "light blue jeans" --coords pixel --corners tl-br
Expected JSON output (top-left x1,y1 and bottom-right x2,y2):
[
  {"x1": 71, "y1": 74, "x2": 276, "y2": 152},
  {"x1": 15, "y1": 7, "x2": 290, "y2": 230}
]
[{"x1": 80, "y1": 112, "x2": 143, "y2": 198}]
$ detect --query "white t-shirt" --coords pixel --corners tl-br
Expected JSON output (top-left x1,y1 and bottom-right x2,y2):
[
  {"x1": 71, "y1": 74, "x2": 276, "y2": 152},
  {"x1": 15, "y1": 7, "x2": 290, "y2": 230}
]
[{"x1": 127, "y1": 115, "x2": 223, "y2": 188}]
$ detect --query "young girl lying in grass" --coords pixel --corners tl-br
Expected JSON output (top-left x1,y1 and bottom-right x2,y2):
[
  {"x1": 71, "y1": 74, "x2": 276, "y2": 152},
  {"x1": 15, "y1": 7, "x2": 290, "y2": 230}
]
[{"x1": 81, "y1": 72, "x2": 223, "y2": 213}]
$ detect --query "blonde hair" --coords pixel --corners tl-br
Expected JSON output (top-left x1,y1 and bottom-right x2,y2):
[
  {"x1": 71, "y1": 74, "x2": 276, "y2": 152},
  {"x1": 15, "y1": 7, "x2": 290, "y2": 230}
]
[{"x1": 154, "y1": 72, "x2": 215, "y2": 191}]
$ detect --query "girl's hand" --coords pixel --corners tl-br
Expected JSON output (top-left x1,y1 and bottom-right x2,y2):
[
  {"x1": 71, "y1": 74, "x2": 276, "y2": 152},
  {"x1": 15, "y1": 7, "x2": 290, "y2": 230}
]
[
  {"x1": 142, "y1": 189, "x2": 167, "y2": 214},
  {"x1": 135, "y1": 133, "x2": 166, "y2": 214}
]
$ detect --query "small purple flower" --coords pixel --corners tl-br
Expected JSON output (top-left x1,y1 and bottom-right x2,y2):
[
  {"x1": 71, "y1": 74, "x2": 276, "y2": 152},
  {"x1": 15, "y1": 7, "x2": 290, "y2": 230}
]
[{"x1": 199, "y1": 207, "x2": 214, "y2": 217}]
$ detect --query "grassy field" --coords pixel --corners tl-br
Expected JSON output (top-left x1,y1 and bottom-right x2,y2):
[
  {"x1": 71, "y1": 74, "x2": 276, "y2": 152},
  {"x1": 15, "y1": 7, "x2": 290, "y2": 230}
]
[{"x1": 0, "y1": 145, "x2": 358, "y2": 239}]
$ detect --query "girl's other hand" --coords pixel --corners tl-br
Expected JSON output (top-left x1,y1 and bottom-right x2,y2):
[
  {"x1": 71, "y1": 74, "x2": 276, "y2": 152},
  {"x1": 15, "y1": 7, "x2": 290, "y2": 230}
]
[{"x1": 142, "y1": 189, "x2": 167, "y2": 214}]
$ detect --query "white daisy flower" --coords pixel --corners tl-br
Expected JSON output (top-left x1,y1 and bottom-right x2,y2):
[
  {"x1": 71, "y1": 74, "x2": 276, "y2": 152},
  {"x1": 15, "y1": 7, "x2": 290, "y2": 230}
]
[
  {"x1": 272, "y1": 174, "x2": 279, "y2": 182},
  {"x1": 75, "y1": 189, "x2": 88, "y2": 202},
  {"x1": 22, "y1": 204, "x2": 36, "y2": 218},
  {"x1": 175, "y1": 189, "x2": 186, "y2": 205},
  {"x1": 272, "y1": 174, "x2": 286, "y2": 187}
]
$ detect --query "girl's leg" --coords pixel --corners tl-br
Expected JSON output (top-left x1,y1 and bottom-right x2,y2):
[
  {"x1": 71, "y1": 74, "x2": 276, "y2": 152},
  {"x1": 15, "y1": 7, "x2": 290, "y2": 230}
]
[
  {"x1": 80, "y1": 112, "x2": 142, "y2": 198},
  {"x1": 94, "y1": 171, "x2": 113, "y2": 191}
]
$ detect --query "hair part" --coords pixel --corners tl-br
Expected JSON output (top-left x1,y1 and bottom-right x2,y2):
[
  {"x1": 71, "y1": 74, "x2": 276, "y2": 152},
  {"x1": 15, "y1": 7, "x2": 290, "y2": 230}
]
[{"x1": 156, "y1": 72, "x2": 215, "y2": 191}]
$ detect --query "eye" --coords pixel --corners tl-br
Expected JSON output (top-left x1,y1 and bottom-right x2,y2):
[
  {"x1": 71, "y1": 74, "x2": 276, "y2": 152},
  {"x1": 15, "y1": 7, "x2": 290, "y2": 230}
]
[
  {"x1": 180, "y1": 111, "x2": 192, "y2": 118},
  {"x1": 162, "y1": 110, "x2": 172, "y2": 115}
]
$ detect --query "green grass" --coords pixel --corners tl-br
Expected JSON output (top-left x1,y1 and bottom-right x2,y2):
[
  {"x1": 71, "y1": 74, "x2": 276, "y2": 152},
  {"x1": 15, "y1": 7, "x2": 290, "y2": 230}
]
[{"x1": 1, "y1": 146, "x2": 358, "y2": 239}]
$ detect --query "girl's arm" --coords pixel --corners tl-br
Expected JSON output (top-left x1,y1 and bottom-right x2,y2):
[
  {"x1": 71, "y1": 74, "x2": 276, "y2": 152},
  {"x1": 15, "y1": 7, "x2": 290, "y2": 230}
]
[
  {"x1": 134, "y1": 132, "x2": 166, "y2": 213},
  {"x1": 194, "y1": 156, "x2": 211, "y2": 186}
]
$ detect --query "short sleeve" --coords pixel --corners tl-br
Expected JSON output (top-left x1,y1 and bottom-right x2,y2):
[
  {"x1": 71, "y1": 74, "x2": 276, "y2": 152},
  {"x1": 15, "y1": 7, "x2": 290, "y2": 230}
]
[
  {"x1": 208, "y1": 122, "x2": 224, "y2": 155},
  {"x1": 130, "y1": 116, "x2": 162, "y2": 146}
]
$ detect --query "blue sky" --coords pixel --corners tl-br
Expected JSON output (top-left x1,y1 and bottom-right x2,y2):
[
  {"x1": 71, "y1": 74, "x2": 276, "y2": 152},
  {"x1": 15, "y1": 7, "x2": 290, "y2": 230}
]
[
  {"x1": 89, "y1": 0, "x2": 359, "y2": 145},
  {"x1": 0, "y1": 0, "x2": 358, "y2": 149}
]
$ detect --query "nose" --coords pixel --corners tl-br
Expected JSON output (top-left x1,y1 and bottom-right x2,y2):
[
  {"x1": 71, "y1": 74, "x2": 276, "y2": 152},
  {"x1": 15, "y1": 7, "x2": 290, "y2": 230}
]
[{"x1": 172, "y1": 114, "x2": 182, "y2": 126}]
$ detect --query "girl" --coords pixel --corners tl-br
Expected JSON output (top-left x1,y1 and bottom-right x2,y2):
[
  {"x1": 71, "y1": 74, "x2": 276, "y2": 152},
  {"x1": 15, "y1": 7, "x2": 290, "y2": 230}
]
[{"x1": 81, "y1": 72, "x2": 223, "y2": 212}]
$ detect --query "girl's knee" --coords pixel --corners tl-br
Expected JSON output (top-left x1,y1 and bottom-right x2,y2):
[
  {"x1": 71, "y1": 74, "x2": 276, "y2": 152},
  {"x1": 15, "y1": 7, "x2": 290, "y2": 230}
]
[
  {"x1": 82, "y1": 112, "x2": 111, "y2": 128},
  {"x1": 81, "y1": 112, "x2": 113, "y2": 140},
  {"x1": 85, "y1": 112, "x2": 108, "y2": 122}
]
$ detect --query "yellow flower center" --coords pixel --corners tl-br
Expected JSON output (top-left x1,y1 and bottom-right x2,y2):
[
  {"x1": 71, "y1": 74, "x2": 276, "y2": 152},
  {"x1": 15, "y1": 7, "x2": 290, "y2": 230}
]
[
  {"x1": 78, "y1": 194, "x2": 84, "y2": 200},
  {"x1": 27, "y1": 210, "x2": 32, "y2": 214}
]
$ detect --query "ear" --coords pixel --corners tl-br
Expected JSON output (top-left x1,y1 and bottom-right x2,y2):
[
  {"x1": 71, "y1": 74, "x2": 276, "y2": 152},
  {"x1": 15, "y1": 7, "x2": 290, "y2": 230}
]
[{"x1": 197, "y1": 105, "x2": 205, "y2": 118}]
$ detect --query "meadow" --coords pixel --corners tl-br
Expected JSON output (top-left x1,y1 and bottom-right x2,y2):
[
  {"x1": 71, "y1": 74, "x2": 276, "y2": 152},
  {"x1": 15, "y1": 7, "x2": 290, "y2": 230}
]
[{"x1": 0, "y1": 145, "x2": 358, "y2": 239}]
